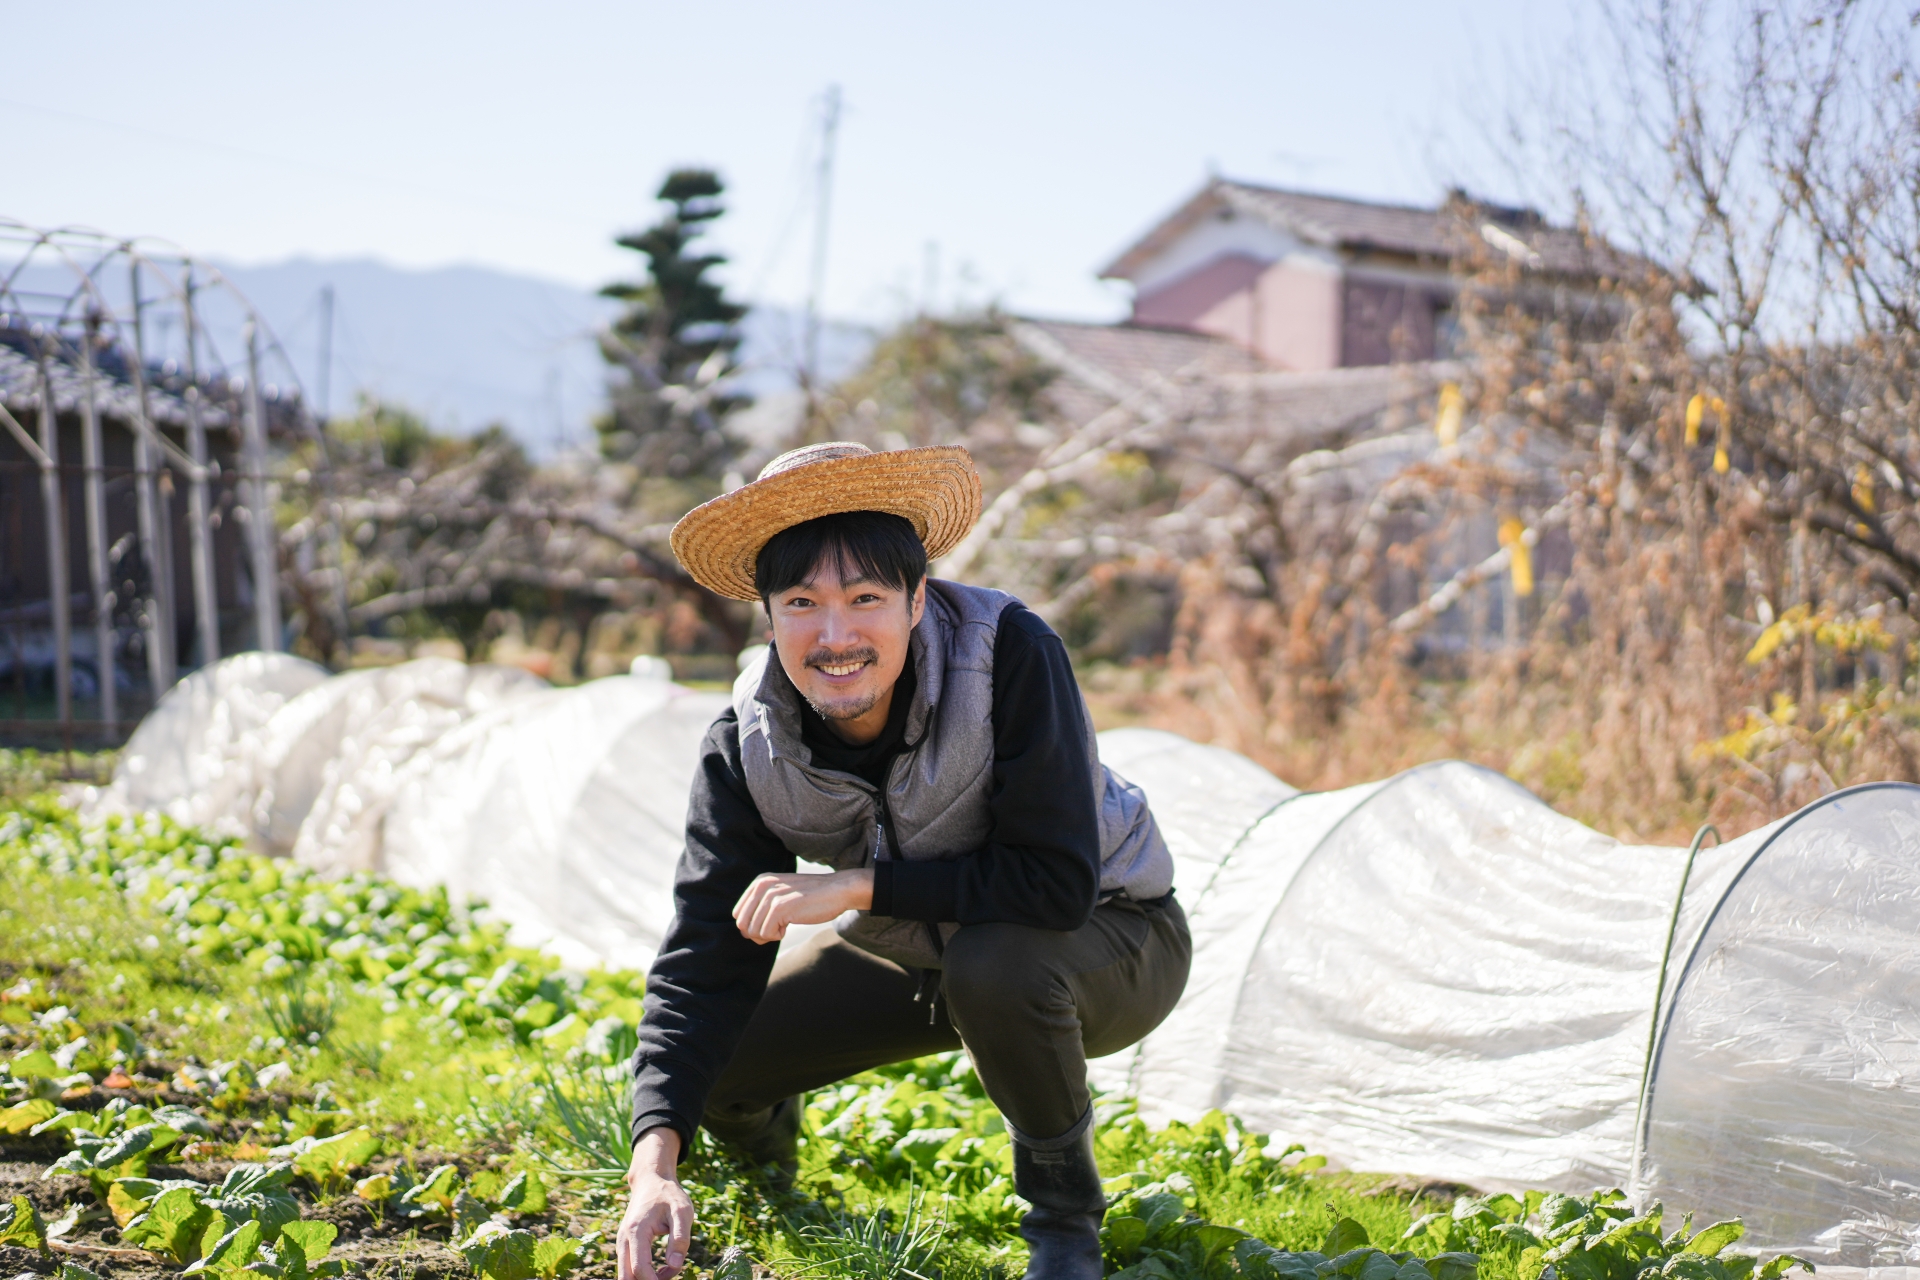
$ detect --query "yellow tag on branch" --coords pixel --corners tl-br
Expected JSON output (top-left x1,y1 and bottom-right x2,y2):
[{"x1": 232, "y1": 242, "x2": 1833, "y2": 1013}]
[
  {"x1": 1498, "y1": 518, "x2": 1535, "y2": 597},
  {"x1": 1854, "y1": 463, "x2": 1875, "y2": 514},
  {"x1": 1435, "y1": 382, "x2": 1465, "y2": 447}
]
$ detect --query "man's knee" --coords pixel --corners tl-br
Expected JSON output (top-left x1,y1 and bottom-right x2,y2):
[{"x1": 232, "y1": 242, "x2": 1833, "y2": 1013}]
[{"x1": 942, "y1": 922, "x2": 1063, "y2": 1022}]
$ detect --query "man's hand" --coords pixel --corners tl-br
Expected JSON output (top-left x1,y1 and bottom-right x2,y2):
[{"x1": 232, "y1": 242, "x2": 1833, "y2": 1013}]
[
  {"x1": 732, "y1": 868, "x2": 874, "y2": 944},
  {"x1": 618, "y1": 1127, "x2": 692, "y2": 1280}
]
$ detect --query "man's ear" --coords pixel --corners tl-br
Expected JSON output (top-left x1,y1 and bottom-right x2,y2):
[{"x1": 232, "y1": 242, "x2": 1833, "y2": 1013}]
[{"x1": 909, "y1": 579, "x2": 926, "y2": 628}]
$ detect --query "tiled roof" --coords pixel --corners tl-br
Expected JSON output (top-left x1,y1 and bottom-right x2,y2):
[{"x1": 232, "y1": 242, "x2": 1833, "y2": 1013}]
[
  {"x1": 1103, "y1": 179, "x2": 1616, "y2": 281},
  {"x1": 0, "y1": 324, "x2": 311, "y2": 438},
  {"x1": 1012, "y1": 319, "x2": 1270, "y2": 428},
  {"x1": 1013, "y1": 316, "x2": 1456, "y2": 455}
]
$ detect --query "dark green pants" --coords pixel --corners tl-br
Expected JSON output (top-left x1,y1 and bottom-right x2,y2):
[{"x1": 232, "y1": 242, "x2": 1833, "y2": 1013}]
[{"x1": 705, "y1": 896, "x2": 1191, "y2": 1144}]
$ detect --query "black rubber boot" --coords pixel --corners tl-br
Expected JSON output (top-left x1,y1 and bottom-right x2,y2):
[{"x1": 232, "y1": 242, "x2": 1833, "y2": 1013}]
[
  {"x1": 702, "y1": 1094, "x2": 802, "y2": 1189},
  {"x1": 1010, "y1": 1107, "x2": 1106, "y2": 1280}
]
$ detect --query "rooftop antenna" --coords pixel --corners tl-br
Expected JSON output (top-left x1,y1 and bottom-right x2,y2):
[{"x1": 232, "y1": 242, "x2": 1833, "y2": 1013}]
[{"x1": 802, "y1": 84, "x2": 842, "y2": 403}]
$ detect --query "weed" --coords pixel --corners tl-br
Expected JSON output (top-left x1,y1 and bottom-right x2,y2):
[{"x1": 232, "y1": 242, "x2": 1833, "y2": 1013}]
[
  {"x1": 788, "y1": 1185, "x2": 947, "y2": 1280},
  {"x1": 259, "y1": 971, "x2": 337, "y2": 1047}
]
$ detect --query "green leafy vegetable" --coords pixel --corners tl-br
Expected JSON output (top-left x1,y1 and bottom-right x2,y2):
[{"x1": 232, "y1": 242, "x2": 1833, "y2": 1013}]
[
  {"x1": 0, "y1": 1193, "x2": 48, "y2": 1251},
  {"x1": 123, "y1": 1185, "x2": 220, "y2": 1264},
  {"x1": 531, "y1": 1234, "x2": 583, "y2": 1279},
  {"x1": 289, "y1": 1126, "x2": 378, "y2": 1192},
  {"x1": 0, "y1": 1098, "x2": 56, "y2": 1135},
  {"x1": 462, "y1": 1220, "x2": 540, "y2": 1280}
]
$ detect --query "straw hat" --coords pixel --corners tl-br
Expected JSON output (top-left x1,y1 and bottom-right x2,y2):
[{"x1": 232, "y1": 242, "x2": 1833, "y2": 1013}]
[{"x1": 669, "y1": 442, "x2": 983, "y2": 601}]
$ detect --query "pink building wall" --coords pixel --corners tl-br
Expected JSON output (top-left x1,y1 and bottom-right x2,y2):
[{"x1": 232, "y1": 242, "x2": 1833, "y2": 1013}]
[
  {"x1": 1252, "y1": 259, "x2": 1342, "y2": 371},
  {"x1": 1132, "y1": 253, "x2": 1266, "y2": 333},
  {"x1": 1133, "y1": 253, "x2": 1345, "y2": 371},
  {"x1": 1130, "y1": 251, "x2": 1440, "y2": 371}
]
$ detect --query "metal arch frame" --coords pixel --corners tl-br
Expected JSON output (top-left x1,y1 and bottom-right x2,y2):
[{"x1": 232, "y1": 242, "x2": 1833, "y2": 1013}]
[
  {"x1": 0, "y1": 217, "x2": 315, "y2": 738},
  {"x1": 1627, "y1": 779, "x2": 1920, "y2": 1195}
]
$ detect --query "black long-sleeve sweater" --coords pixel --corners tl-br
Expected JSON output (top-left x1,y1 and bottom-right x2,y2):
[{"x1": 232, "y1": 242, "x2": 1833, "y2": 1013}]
[{"x1": 629, "y1": 601, "x2": 1098, "y2": 1152}]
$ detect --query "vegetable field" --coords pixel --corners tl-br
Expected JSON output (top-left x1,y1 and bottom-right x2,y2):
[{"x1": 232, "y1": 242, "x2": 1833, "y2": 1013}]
[{"x1": 0, "y1": 756, "x2": 1809, "y2": 1280}]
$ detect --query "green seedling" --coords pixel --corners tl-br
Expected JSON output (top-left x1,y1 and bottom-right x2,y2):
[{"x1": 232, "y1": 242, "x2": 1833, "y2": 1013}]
[
  {"x1": 0, "y1": 1098, "x2": 56, "y2": 1135},
  {"x1": 204, "y1": 1162, "x2": 303, "y2": 1241},
  {"x1": 186, "y1": 1218, "x2": 345, "y2": 1280},
  {"x1": 461, "y1": 1221, "x2": 539, "y2": 1280},
  {"x1": 44, "y1": 1122, "x2": 178, "y2": 1201},
  {"x1": 533, "y1": 1235, "x2": 583, "y2": 1279},
  {"x1": 0, "y1": 1193, "x2": 48, "y2": 1251},
  {"x1": 105, "y1": 1176, "x2": 206, "y2": 1228},
  {"x1": 461, "y1": 1220, "x2": 585, "y2": 1280},
  {"x1": 288, "y1": 1125, "x2": 378, "y2": 1193},
  {"x1": 397, "y1": 1162, "x2": 462, "y2": 1218},
  {"x1": 122, "y1": 1185, "x2": 225, "y2": 1265}
]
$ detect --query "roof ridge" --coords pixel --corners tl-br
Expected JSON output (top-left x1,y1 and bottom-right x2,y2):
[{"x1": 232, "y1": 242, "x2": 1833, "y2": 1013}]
[{"x1": 1216, "y1": 178, "x2": 1444, "y2": 218}]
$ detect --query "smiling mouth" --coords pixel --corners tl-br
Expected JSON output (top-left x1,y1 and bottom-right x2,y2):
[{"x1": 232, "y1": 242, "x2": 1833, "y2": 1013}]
[{"x1": 815, "y1": 660, "x2": 869, "y2": 677}]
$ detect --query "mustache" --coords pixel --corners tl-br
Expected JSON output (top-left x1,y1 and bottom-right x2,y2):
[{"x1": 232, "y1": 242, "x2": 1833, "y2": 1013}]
[{"x1": 804, "y1": 646, "x2": 879, "y2": 669}]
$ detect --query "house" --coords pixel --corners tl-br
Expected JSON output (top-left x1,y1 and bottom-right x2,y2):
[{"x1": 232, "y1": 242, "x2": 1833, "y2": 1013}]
[{"x1": 1097, "y1": 178, "x2": 1603, "y2": 371}]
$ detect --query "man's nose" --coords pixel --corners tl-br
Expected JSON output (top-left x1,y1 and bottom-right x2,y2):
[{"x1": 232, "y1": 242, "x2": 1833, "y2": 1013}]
[{"x1": 816, "y1": 604, "x2": 860, "y2": 648}]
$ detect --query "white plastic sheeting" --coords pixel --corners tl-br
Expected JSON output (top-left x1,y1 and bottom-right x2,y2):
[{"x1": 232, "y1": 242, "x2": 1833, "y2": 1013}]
[
  {"x1": 376, "y1": 675, "x2": 726, "y2": 970},
  {"x1": 103, "y1": 652, "x2": 332, "y2": 832},
  {"x1": 99, "y1": 662, "x2": 1920, "y2": 1262},
  {"x1": 96, "y1": 653, "x2": 725, "y2": 970},
  {"x1": 1637, "y1": 784, "x2": 1920, "y2": 1267},
  {"x1": 1099, "y1": 734, "x2": 1920, "y2": 1266}
]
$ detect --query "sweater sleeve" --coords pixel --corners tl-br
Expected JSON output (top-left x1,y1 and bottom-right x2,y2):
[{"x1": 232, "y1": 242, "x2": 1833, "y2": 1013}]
[
  {"x1": 629, "y1": 707, "x2": 795, "y2": 1156},
  {"x1": 874, "y1": 602, "x2": 1102, "y2": 931}
]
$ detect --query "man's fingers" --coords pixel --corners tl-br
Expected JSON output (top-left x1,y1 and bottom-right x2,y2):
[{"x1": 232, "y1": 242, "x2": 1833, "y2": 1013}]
[
  {"x1": 740, "y1": 885, "x2": 793, "y2": 943},
  {"x1": 617, "y1": 1207, "x2": 666, "y2": 1280},
  {"x1": 616, "y1": 1219, "x2": 644, "y2": 1280},
  {"x1": 731, "y1": 876, "x2": 767, "y2": 923},
  {"x1": 665, "y1": 1197, "x2": 696, "y2": 1275},
  {"x1": 752, "y1": 891, "x2": 791, "y2": 940}
]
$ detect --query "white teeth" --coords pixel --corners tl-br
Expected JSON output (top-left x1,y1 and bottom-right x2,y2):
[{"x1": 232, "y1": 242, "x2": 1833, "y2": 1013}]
[{"x1": 819, "y1": 662, "x2": 864, "y2": 676}]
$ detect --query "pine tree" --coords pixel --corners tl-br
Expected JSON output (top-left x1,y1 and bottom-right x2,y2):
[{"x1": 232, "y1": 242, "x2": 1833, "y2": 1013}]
[{"x1": 596, "y1": 169, "x2": 750, "y2": 482}]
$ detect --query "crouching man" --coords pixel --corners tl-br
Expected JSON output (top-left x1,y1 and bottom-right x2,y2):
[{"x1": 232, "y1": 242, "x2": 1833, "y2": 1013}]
[{"x1": 617, "y1": 443, "x2": 1191, "y2": 1280}]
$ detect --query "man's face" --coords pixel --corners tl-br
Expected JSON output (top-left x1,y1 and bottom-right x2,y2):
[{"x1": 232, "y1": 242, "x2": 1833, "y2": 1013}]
[{"x1": 767, "y1": 554, "x2": 925, "y2": 727}]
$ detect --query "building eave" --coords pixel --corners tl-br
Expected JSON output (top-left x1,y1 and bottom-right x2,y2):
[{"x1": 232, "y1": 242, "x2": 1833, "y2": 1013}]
[{"x1": 1098, "y1": 181, "x2": 1233, "y2": 282}]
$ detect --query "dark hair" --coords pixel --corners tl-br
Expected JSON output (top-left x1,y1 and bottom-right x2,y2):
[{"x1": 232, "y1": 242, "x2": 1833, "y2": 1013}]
[{"x1": 755, "y1": 511, "x2": 927, "y2": 607}]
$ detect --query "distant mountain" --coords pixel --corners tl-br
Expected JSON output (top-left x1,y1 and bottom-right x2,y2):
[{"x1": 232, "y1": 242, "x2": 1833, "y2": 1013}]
[
  {"x1": 218, "y1": 258, "x2": 876, "y2": 456},
  {"x1": 2, "y1": 251, "x2": 873, "y2": 456}
]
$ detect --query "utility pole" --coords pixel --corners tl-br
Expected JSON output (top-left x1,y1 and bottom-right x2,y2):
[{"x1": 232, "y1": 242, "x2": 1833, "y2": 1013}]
[
  {"x1": 802, "y1": 84, "x2": 842, "y2": 401},
  {"x1": 316, "y1": 284, "x2": 334, "y2": 422}
]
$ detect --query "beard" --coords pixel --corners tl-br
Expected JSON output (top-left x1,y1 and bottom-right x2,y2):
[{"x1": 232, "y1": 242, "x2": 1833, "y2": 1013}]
[{"x1": 801, "y1": 645, "x2": 884, "y2": 721}]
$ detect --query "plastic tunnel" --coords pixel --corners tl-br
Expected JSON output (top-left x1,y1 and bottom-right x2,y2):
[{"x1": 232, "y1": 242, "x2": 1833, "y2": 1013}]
[
  {"x1": 92, "y1": 658, "x2": 1920, "y2": 1263},
  {"x1": 96, "y1": 654, "x2": 727, "y2": 970},
  {"x1": 1635, "y1": 783, "x2": 1920, "y2": 1267}
]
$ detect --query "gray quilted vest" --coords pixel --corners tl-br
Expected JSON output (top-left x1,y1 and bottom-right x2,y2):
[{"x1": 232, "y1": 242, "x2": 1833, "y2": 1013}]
[{"x1": 731, "y1": 578, "x2": 1173, "y2": 969}]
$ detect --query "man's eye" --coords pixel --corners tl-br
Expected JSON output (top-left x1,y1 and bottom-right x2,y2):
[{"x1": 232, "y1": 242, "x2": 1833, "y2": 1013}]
[
  {"x1": 784, "y1": 597, "x2": 814, "y2": 609},
  {"x1": 853, "y1": 593, "x2": 881, "y2": 605}
]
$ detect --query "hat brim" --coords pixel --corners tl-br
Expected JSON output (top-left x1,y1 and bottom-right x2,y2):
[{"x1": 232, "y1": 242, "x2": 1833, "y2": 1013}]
[{"x1": 669, "y1": 445, "x2": 983, "y2": 601}]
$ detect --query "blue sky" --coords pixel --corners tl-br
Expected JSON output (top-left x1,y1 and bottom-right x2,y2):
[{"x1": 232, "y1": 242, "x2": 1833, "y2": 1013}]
[{"x1": 3, "y1": 1, "x2": 1577, "y2": 326}]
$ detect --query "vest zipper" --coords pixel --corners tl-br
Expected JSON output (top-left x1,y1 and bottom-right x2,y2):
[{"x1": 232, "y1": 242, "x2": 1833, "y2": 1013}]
[{"x1": 873, "y1": 781, "x2": 946, "y2": 985}]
